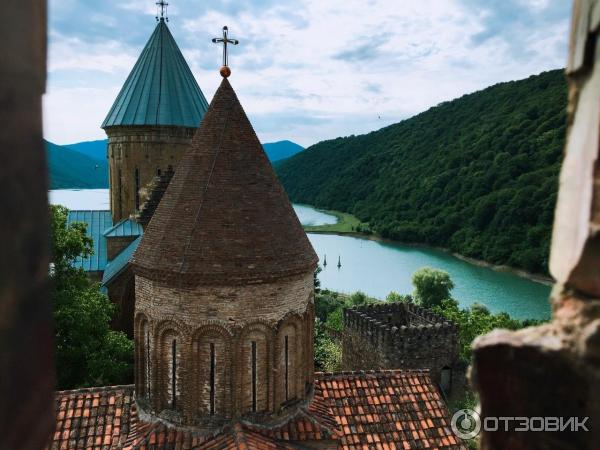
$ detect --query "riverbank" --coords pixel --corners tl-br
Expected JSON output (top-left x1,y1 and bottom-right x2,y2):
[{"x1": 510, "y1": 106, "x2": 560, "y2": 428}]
[
  {"x1": 302, "y1": 206, "x2": 553, "y2": 286},
  {"x1": 302, "y1": 208, "x2": 365, "y2": 233}
]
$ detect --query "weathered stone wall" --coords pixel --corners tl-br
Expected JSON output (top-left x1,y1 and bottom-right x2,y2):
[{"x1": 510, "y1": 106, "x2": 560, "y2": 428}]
[
  {"x1": 106, "y1": 235, "x2": 137, "y2": 261},
  {"x1": 342, "y1": 303, "x2": 459, "y2": 386},
  {"x1": 134, "y1": 271, "x2": 315, "y2": 430},
  {"x1": 106, "y1": 125, "x2": 196, "y2": 223},
  {"x1": 106, "y1": 268, "x2": 135, "y2": 337},
  {"x1": 0, "y1": 2, "x2": 54, "y2": 449},
  {"x1": 472, "y1": 2, "x2": 600, "y2": 449},
  {"x1": 342, "y1": 327, "x2": 387, "y2": 369}
]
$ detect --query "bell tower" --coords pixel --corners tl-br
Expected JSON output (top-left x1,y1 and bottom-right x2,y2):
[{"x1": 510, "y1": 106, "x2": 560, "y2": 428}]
[
  {"x1": 131, "y1": 61, "x2": 318, "y2": 430},
  {"x1": 102, "y1": 13, "x2": 208, "y2": 223}
]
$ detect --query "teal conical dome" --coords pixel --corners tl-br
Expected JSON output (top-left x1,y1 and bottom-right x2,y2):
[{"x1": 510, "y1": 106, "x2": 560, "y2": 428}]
[{"x1": 102, "y1": 20, "x2": 208, "y2": 129}]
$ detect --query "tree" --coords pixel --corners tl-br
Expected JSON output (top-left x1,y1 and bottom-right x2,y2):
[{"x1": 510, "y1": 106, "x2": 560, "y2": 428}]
[
  {"x1": 314, "y1": 265, "x2": 322, "y2": 293},
  {"x1": 348, "y1": 291, "x2": 368, "y2": 306},
  {"x1": 386, "y1": 291, "x2": 413, "y2": 303},
  {"x1": 433, "y1": 297, "x2": 544, "y2": 362},
  {"x1": 51, "y1": 205, "x2": 133, "y2": 389},
  {"x1": 412, "y1": 267, "x2": 455, "y2": 308},
  {"x1": 314, "y1": 322, "x2": 342, "y2": 372},
  {"x1": 277, "y1": 69, "x2": 567, "y2": 275}
]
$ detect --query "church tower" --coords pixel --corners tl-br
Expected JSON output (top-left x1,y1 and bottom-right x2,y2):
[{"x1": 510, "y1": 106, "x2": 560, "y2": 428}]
[
  {"x1": 102, "y1": 13, "x2": 208, "y2": 223},
  {"x1": 130, "y1": 65, "x2": 318, "y2": 430}
]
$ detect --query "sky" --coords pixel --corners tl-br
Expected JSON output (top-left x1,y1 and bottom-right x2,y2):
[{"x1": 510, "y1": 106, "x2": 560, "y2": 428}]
[{"x1": 44, "y1": 0, "x2": 571, "y2": 147}]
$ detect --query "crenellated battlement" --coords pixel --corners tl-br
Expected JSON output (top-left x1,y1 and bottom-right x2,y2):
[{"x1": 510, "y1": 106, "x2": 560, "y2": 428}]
[
  {"x1": 342, "y1": 302, "x2": 459, "y2": 391},
  {"x1": 343, "y1": 302, "x2": 456, "y2": 349}
]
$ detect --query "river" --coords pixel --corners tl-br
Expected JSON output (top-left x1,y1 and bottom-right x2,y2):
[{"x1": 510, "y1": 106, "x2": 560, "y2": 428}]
[{"x1": 49, "y1": 189, "x2": 551, "y2": 320}]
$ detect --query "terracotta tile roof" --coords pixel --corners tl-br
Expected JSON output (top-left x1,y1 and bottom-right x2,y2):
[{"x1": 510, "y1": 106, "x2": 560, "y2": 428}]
[
  {"x1": 314, "y1": 370, "x2": 466, "y2": 450},
  {"x1": 47, "y1": 385, "x2": 134, "y2": 450},
  {"x1": 242, "y1": 408, "x2": 341, "y2": 443},
  {"x1": 123, "y1": 420, "x2": 299, "y2": 450},
  {"x1": 48, "y1": 371, "x2": 464, "y2": 449},
  {"x1": 132, "y1": 78, "x2": 318, "y2": 286}
]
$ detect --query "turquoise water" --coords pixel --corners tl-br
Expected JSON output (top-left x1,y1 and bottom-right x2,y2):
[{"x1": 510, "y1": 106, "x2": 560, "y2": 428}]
[
  {"x1": 308, "y1": 233, "x2": 551, "y2": 320},
  {"x1": 50, "y1": 189, "x2": 551, "y2": 320},
  {"x1": 293, "y1": 204, "x2": 338, "y2": 226}
]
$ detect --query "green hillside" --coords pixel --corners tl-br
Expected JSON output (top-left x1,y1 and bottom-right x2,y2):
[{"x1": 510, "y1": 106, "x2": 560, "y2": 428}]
[
  {"x1": 263, "y1": 140, "x2": 304, "y2": 162},
  {"x1": 47, "y1": 140, "x2": 109, "y2": 189},
  {"x1": 277, "y1": 70, "x2": 567, "y2": 274},
  {"x1": 65, "y1": 139, "x2": 108, "y2": 161}
]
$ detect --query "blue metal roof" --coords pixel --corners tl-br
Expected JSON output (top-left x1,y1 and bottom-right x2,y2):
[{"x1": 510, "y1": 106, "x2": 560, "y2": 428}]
[
  {"x1": 102, "y1": 236, "x2": 142, "y2": 286},
  {"x1": 67, "y1": 210, "x2": 112, "y2": 272},
  {"x1": 103, "y1": 219, "x2": 143, "y2": 238},
  {"x1": 102, "y1": 20, "x2": 209, "y2": 129}
]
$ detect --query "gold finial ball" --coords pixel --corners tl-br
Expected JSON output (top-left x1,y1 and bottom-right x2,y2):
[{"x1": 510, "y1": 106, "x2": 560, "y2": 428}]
[{"x1": 220, "y1": 66, "x2": 231, "y2": 78}]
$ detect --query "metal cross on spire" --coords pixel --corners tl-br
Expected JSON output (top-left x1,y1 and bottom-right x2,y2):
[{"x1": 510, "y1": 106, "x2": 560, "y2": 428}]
[
  {"x1": 212, "y1": 26, "x2": 239, "y2": 72},
  {"x1": 156, "y1": 0, "x2": 169, "y2": 22}
]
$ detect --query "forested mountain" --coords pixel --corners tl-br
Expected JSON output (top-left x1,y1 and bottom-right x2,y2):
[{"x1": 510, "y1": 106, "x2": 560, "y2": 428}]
[
  {"x1": 65, "y1": 139, "x2": 303, "y2": 163},
  {"x1": 65, "y1": 139, "x2": 108, "y2": 161},
  {"x1": 46, "y1": 141, "x2": 109, "y2": 189},
  {"x1": 49, "y1": 138, "x2": 301, "y2": 189},
  {"x1": 277, "y1": 70, "x2": 567, "y2": 274},
  {"x1": 263, "y1": 140, "x2": 304, "y2": 161}
]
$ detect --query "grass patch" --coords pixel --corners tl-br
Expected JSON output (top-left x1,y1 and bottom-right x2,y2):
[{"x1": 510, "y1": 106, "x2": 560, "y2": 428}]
[{"x1": 303, "y1": 209, "x2": 370, "y2": 234}]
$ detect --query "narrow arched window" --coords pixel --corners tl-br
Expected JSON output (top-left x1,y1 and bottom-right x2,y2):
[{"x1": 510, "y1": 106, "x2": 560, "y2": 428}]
[
  {"x1": 170, "y1": 338, "x2": 177, "y2": 408},
  {"x1": 134, "y1": 167, "x2": 140, "y2": 210},
  {"x1": 194, "y1": 330, "x2": 231, "y2": 417},
  {"x1": 210, "y1": 343, "x2": 216, "y2": 415},
  {"x1": 145, "y1": 326, "x2": 151, "y2": 397},
  {"x1": 277, "y1": 323, "x2": 298, "y2": 404},
  {"x1": 162, "y1": 332, "x2": 180, "y2": 411},
  {"x1": 118, "y1": 168, "x2": 123, "y2": 218},
  {"x1": 284, "y1": 336, "x2": 289, "y2": 401},
  {"x1": 251, "y1": 341, "x2": 257, "y2": 412},
  {"x1": 157, "y1": 168, "x2": 162, "y2": 177}
]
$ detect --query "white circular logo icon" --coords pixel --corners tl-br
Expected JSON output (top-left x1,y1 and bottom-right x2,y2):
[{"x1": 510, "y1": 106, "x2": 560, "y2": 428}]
[{"x1": 451, "y1": 409, "x2": 481, "y2": 440}]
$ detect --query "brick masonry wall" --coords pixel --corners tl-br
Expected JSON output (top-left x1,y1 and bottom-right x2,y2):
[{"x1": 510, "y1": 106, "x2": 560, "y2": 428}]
[
  {"x1": 106, "y1": 125, "x2": 196, "y2": 223},
  {"x1": 134, "y1": 270, "x2": 315, "y2": 430},
  {"x1": 342, "y1": 303, "x2": 459, "y2": 385}
]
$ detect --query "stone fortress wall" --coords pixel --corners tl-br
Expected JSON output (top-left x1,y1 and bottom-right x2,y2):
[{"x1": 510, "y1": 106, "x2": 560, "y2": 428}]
[{"x1": 342, "y1": 302, "x2": 459, "y2": 391}]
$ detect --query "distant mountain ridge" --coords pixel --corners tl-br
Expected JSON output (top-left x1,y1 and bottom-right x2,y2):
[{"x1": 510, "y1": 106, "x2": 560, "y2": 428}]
[
  {"x1": 48, "y1": 138, "x2": 303, "y2": 189},
  {"x1": 46, "y1": 141, "x2": 109, "y2": 189},
  {"x1": 263, "y1": 140, "x2": 305, "y2": 162},
  {"x1": 276, "y1": 70, "x2": 567, "y2": 274},
  {"x1": 65, "y1": 140, "x2": 108, "y2": 162}
]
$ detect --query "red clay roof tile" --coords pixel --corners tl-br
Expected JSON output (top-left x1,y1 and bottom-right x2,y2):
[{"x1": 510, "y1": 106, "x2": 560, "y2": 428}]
[
  {"x1": 48, "y1": 370, "x2": 464, "y2": 450},
  {"x1": 313, "y1": 370, "x2": 466, "y2": 450}
]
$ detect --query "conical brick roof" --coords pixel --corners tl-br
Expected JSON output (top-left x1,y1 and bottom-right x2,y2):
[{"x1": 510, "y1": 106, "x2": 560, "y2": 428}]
[
  {"x1": 131, "y1": 78, "x2": 318, "y2": 285},
  {"x1": 102, "y1": 20, "x2": 208, "y2": 129}
]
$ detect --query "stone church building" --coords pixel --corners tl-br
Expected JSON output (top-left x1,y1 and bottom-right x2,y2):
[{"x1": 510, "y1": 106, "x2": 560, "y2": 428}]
[
  {"x1": 66, "y1": 17, "x2": 209, "y2": 336},
  {"x1": 46, "y1": 13, "x2": 464, "y2": 450}
]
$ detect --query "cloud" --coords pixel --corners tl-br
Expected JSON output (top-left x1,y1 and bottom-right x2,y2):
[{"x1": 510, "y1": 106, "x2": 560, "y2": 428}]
[
  {"x1": 459, "y1": 0, "x2": 569, "y2": 62},
  {"x1": 333, "y1": 34, "x2": 391, "y2": 62},
  {"x1": 44, "y1": 0, "x2": 570, "y2": 147}
]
